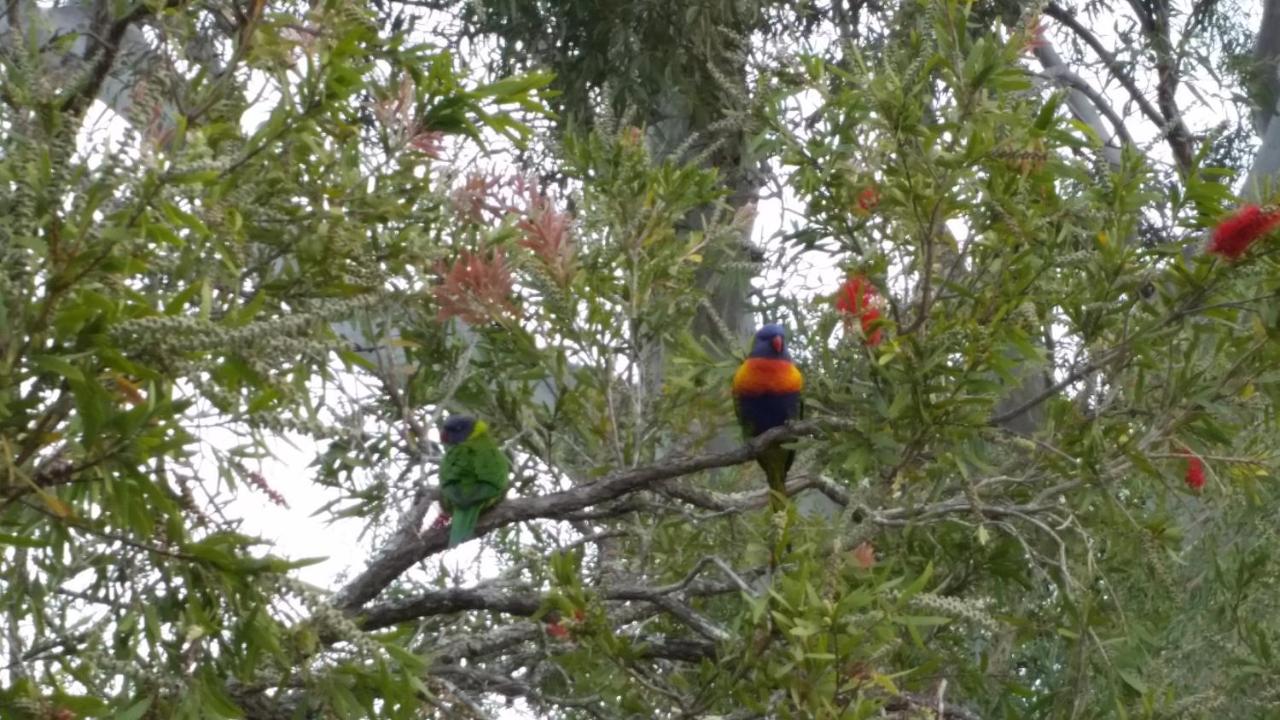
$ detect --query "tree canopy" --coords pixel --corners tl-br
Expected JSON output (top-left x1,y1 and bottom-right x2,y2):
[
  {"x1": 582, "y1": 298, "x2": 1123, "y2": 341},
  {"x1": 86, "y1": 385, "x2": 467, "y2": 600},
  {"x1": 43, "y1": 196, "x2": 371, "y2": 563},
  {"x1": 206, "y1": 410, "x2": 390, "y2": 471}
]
[{"x1": 2, "y1": 0, "x2": 1279, "y2": 718}]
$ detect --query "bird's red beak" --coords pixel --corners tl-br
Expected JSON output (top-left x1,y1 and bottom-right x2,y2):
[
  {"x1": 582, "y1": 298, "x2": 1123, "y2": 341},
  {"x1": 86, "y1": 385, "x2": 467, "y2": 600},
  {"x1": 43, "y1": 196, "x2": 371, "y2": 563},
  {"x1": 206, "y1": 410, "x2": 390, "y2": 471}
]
[{"x1": 771, "y1": 336, "x2": 784, "y2": 354}]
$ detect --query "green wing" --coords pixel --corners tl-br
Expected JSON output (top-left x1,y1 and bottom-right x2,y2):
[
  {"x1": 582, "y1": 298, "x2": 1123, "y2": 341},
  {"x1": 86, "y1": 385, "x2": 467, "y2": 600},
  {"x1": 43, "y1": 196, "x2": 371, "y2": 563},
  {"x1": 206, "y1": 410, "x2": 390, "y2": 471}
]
[
  {"x1": 471, "y1": 436, "x2": 510, "y2": 508},
  {"x1": 439, "y1": 435, "x2": 510, "y2": 547},
  {"x1": 437, "y1": 443, "x2": 468, "y2": 514},
  {"x1": 439, "y1": 436, "x2": 509, "y2": 511}
]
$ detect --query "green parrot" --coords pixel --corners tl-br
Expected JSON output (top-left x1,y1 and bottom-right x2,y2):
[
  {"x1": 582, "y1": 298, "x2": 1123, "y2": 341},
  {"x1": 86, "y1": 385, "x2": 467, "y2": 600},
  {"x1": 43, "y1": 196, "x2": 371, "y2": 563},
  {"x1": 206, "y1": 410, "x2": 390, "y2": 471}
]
[{"x1": 438, "y1": 414, "x2": 510, "y2": 548}]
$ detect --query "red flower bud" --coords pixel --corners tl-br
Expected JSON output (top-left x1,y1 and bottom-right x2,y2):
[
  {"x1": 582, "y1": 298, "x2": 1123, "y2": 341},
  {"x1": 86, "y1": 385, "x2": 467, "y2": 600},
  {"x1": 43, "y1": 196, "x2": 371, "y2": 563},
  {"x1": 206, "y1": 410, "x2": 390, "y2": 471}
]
[{"x1": 1184, "y1": 454, "x2": 1205, "y2": 492}]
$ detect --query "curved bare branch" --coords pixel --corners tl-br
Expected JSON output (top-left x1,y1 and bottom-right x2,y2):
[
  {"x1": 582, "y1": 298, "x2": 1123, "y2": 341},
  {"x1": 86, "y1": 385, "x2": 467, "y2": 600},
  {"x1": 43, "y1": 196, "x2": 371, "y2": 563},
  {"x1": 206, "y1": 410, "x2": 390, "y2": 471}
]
[{"x1": 333, "y1": 420, "x2": 834, "y2": 611}]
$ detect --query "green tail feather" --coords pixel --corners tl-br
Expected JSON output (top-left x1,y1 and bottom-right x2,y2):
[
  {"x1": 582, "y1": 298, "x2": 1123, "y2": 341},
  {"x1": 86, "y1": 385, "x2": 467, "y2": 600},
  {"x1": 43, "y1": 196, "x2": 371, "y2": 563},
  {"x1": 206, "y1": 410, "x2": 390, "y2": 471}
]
[
  {"x1": 758, "y1": 444, "x2": 793, "y2": 513},
  {"x1": 448, "y1": 505, "x2": 482, "y2": 548}
]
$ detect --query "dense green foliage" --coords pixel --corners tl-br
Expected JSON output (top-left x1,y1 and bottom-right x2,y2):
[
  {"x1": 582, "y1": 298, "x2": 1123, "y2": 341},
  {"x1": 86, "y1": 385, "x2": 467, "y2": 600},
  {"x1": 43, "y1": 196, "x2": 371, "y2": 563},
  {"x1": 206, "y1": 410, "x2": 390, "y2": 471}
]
[
  {"x1": 0, "y1": 2, "x2": 547, "y2": 716},
  {"x1": 1, "y1": 0, "x2": 1277, "y2": 718}
]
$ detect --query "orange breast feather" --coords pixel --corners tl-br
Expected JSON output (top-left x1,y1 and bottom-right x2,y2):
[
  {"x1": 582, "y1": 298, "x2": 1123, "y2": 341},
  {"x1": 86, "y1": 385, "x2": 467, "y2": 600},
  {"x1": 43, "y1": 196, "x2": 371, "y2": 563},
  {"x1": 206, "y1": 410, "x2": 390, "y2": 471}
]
[{"x1": 732, "y1": 358, "x2": 804, "y2": 396}]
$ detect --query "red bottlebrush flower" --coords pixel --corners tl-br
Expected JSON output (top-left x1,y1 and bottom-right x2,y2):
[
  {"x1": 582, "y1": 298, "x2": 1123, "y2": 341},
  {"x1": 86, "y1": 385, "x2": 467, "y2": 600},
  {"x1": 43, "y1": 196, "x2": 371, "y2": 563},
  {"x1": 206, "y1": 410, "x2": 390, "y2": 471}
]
[
  {"x1": 835, "y1": 274, "x2": 885, "y2": 347},
  {"x1": 546, "y1": 621, "x2": 570, "y2": 639},
  {"x1": 1184, "y1": 454, "x2": 1206, "y2": 492},
  {"x1": 367, "y1": 74, "x2": 452, "y2": 159},
  {"x1": 851, "y1": 541, "x2": 877, "y2": 570},
  {"x1": 408, "y1": 130, "x2": 446, "y2": 158},
  {"x1": 855, "y1": 186, "x2": 880, "y2": 215},
  {"x1": 834, "y1": 274, "x2": 873, "y2": 314},
  {"x1": 519, "y1": 195, "x2": 576, "y2": 286},
  {"x1": 620, "y1": 126, "x2": 644, "y2": 147},
  {"x1": 432, "y1": 249, "x2": 520, "y2": 324},
  {"x1": 860, "y1": 307, "x2": 883, "y2": 347},
  {"x1": 1207, "y1": 204, "x2": 1280, "y2": 261},
  {"x1": 450, "y1": 172, "x2": 503, "y2": 222}
]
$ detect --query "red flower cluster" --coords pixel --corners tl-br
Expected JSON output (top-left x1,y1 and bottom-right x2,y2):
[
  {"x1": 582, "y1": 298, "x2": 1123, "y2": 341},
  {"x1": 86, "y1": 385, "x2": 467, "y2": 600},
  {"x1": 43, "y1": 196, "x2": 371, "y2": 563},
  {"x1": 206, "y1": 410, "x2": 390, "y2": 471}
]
[
  {"x1": 620, "y1": 126, "x2": 644, "y2": 147},
  {"x1": 543, "y1": 607, "x2": 589, "y2": 641},
  {"x1": 519, "y1": 194, "x2": 576, "y2": 287},
  {"x1": 1207, "y1": 204, "x2": 1280, "y2": 261},
  {"x1": 851, "y1": 541, "x2": 876, "y2": 570},
  {"x1": 408, "y1": 130, "x2": 446, "y2": 158},
  {"x1": 1183, "y1": 453, "x2": 1205, "y2": 492},
  {"x1": 433, "y1": 249, "x2": 520, "y2": 324},
  {"x1": 371, "y1": 74, "x2": 449, "y2": 159},
  {"x1": 855, "y1": 186, "x2": 880, "y2": 216},
  {"x1": 450, "y1": 172, "x2": 503, "y2": 222},
  {"x1": 835, "y1": 274, "x2": 884, "y2": 347}
]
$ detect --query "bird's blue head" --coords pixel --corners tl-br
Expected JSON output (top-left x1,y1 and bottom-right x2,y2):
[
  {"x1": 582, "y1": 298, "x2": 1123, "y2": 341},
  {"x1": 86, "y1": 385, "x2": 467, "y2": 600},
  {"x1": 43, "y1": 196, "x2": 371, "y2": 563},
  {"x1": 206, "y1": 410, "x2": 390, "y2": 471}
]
[
  {"x1": 748, "y1": 323, "x2": 790, "y2": 359},
  {"x1": 440, "y1": 414, "x2": 483, "y2": 445}
]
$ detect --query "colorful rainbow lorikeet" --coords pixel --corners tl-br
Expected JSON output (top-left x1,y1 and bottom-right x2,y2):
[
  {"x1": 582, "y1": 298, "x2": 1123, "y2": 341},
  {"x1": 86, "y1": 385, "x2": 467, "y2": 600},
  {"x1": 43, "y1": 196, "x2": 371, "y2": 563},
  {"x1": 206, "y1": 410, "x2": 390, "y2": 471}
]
[
  {"x1": 438, "y1": 414, "x2": 510, "y2": 547},
  {"x1": 732, "y1": 324, "x2": 804, "y2": 512}
]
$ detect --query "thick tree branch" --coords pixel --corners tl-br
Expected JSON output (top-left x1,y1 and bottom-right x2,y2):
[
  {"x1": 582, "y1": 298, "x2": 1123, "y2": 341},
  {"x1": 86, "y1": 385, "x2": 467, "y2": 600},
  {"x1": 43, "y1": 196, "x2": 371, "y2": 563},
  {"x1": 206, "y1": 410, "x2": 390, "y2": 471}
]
[
  {"x1": 341, "y1": 419, "x2": 1077, "y2": 627},
  {"x1": 1033, "y1": 42, "x2": 1131, "y2": 157},
  {"x1": 1121, "y1": 0, "x2": 1195, "y2": 172},
  {"x1": 430, "y1": 637, "x2": 716, "y2": 713},
  {"x1": 989, "y1": 347, "x2": 1125, "y2": 427},
  {"x1": 1036, "y1": 63, "x2": 1134, "y2": 147},
  {"x1": 358, "y1": 558, "x2": 757, "y2": 637},
  {"x1": 356, "y1": 482, "x2": 1066, "y2": 635},
  {"x1": 431, "y1": 602, "x2": 662, "y2": 664},
  {"x1": 658, "y1": 472, "x2": 850, "y2": 512},
  {"x1": 270, "y1": 480, "x2": 1069, "y2": 719},
  {"x1": 59, "y1": 0, "x2": 178, "y2": 118},
  {"x1": 431, "y1": 665, "x2": 614, "y2": 711},
  {"x1": 333, "y1": 420, "x2": 829, "y2": 611},
  {"x1": 1152, "y1": 54, "x2": 1194, "y2": 173},
  {"x1": 359, "y1": 585, "x2": 542, "y2": 627},
  {"x1": 1043, "y1": 3, "x2": 1165, "y2": 132},
  {"x1": 1251, "y1": 0, "x2": 1280, "y2": 132}
]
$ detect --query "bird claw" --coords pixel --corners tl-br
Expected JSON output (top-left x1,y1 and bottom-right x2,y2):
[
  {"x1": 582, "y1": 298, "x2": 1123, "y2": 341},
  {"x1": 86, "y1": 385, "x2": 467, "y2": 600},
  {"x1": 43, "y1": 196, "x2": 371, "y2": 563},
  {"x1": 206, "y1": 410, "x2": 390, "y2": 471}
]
[{"x1": 427, "y1": 513, "x2": 452, "y2": 533}]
